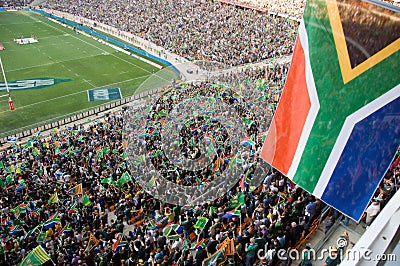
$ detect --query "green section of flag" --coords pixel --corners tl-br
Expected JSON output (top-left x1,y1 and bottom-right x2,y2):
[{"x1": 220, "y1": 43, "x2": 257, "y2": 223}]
[
  {"x1": 292, "y1": 0, "x2": 400, "y2": 192},
  {"x1": 209, "y1": 206, "x2": 217, "y2": 216},
  {"x1": 47, "y1": 193, "x2": 59, "y2": 204},
  {"x1": 101, "y1": 177, "x2": 113, "y2": 184},
  {"x1": 207, "y1": 143, "x2": 215, "y2": 157},
  {"x1": 6, "y1": 174, "x2": 14, "y2": 184},
  {"x1": 115, "y1": 171, "x2": 131, "y2": 188},
  {"x1": 19, "y1": 245, "x2": 51, "y2": 266},
  {"x1": 81, "y1": 194, "x2": 91, "y2": 206},
  {"x1": 241, "y1": 117, "x2": 254, "y2": 127},
  {"x1": 146, "y1": 176, "x2": 155, "y2": 188},
  {"x1": 229, "y1": 193, "x2": 245, "y2": 208},
  {"x1": 193, "y1": 217, "x2": 208, "y2": 231}
]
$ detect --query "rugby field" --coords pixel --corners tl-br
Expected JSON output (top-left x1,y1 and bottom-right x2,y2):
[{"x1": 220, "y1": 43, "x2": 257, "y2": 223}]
[{"x1": 0, "y1": 10, "x2": 174, "y2": 135}]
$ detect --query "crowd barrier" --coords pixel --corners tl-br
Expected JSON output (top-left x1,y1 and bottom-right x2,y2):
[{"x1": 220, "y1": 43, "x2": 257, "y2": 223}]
[{"x1": 0, "y1": 87, "x2": 164, "y2": 147}]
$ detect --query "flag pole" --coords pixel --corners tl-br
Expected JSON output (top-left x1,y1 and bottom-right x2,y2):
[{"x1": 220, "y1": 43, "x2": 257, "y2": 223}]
[{"x1": 239, "y1": 209, "x2": 242, "y2": 235}]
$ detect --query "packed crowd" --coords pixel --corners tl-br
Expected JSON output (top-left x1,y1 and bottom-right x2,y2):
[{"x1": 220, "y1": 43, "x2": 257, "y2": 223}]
[
  {"x1": 1, "y1": 60, "x2": 398, "y2": 265},
  {"x1": 0, "y1": 0, "x2": 33, "y2": 7},
  {"x1": 44, "y1": 0, "x2": 298, "y2": 67},
  {"x1": 0, "y1": 65, "x2": 296, "y2": 266},
  {"x1": 333, "y1": 0, "x2": 400, "y2": 68},
  {"x1": 219, "y1": 0, "x2": 305, "y2": 18}
]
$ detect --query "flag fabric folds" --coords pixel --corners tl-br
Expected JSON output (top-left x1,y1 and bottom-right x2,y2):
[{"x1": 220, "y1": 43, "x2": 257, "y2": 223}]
[
  {"x1": 163, "y1": 224, "x2": 182, "y2": 240},
  {"x1": 146, "y1": 220, "x2": 159, "y2": 230},
  {"x1": 24, "y1": 225, "x2": 41, "y2": 239},
  {"x1": 81, "y1": 194, "x2": 91, "y2": 206},
  {"x1": 100, "y1": 176, "x2": 113, "y2": 184},
  {"x1": 193, "y1": 217, "x2": 208, "y2": 231},
  {"x1": 47, "y1": 193, "x2": 59, "y2": 204},
  {"x1": 260, "y1": 0, "x2": 400, "y2": 221},
  {"x1": 84, "y1": 234, "x2": 99, "y2": 255},
  {"x1": 112, "y1": 233, "x2": 128, "y2": 253},
  {"x1": 203, "y1": 238, "x2": 234, "y2": 266},
  {"x1": 222, "y1": 209, "x2": 241, "y2": 219},
  {"x1": 9, "y1": 225, "x2": 22, "y2": 236},
  {"x1": 191, "y1": 238, "x2": 206, "y2": 250},
  {"x1": 19, "y1": 245, "x2": 51, "y2": 266},
  {"x1": 68, "y1": 184, "x2": 83, "y2": 195},
  {"x1": 115, "y1": 171, "x2": 131, "y2": 188},
  {"x1": 43, "y1": 212, "x2": 61, "y2": 230},
  {"x1": 36, "y1": 232, "x2": 46, "y2": 243},
  {"x1": 229, "y1": 193, "x2": 245, "y2": 209}
]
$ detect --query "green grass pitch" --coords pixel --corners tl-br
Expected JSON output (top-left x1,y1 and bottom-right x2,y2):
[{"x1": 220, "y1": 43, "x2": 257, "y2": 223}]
[{"x1": 0, "y1": 10, "x2": 175, "y2": 134}]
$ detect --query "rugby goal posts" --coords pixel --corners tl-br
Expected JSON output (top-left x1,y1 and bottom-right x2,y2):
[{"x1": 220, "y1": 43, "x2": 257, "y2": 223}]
[{"x1": 0, "y1": 57, "x2": 15, "y2": 110}]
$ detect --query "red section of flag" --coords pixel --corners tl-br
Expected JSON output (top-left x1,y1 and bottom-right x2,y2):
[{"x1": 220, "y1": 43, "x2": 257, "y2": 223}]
[
  {"x1": 261, "y1": 36, "x2": 311, "y2": 175},
  {"x1": 240, "y1": 175, "x2": 245, "y2": 191},
  {"x1": 390, "y1": 154, "x2": 400, "y2": 171}
]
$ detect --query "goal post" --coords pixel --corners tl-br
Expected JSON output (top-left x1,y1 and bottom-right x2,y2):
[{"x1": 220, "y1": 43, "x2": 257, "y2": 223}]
[{"x1": 0, "y1": 57, "x2": 15, "y2": 111}]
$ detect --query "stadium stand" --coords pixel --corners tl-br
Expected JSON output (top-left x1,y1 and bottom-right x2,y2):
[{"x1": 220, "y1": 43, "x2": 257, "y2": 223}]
[
  {"x1": 0, "y1": 0, "x2": 33, "y2": 7},
  {"x1": 0, "y1": 0, "x2": 399, "y2": 265},
  {"x1": 44, "y1": 0, "x2": 299, "y2": 68},
  {"x1": 0, "y1": 63, "x2": 398, "y2": 265}
]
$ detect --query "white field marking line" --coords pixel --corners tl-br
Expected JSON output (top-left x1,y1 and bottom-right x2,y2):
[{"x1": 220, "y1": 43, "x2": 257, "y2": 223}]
[
  {"x1": 34, "y1": 40, "x2": 104, "y2": 83},
  {"x1": 0, "y1": 74, "x2": 150, "y2": 114},
  {"x1": 82, "y1": 78, "x2": 96, "y2": 88},
  {"x1": 0, "y1": 21, "x2": 42, "y2": 26},
  {"x1": 6, "y1": 52, "x2": 105, "y2": 72},
  {"x1": 58, "y1": 62, "x2": 96, "y2": 87},
  {"x1": 0, "y1": 90, "x2": 86, "y2": 114},
  {"x1": 1, "y1": 34, "x2": 77, "y2": 44},
  {"x1": 41, "y1": 15, "x2": 170, "y2": 82},
  {"x1": 24, "y1": 12, "x2": 171, "y2": 83}
]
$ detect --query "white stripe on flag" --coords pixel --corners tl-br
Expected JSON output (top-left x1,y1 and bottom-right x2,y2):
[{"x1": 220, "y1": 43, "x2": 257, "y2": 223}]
[
  {"x1": 287, "y1": 22, "x2": 320, "y2": 179},
  {"x1": 314, "y1": 84, "x2": 400, "y2": 198}
]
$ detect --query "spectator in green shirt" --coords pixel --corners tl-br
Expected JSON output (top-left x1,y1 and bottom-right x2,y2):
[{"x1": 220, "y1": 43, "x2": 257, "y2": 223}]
[
  {"x1": 323, "y1": 246, "x2": 341, "y2": 266},
  {"x1": 301, "y1": 244, "x2": 313, "y2": 266},
  {"x1": 245, "y1": 237, "x2": 258, "y2": 266}
]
